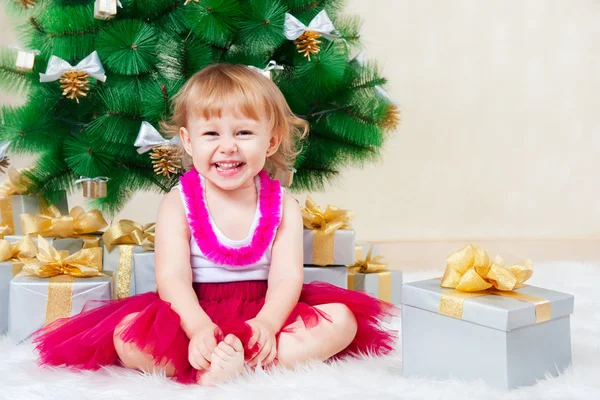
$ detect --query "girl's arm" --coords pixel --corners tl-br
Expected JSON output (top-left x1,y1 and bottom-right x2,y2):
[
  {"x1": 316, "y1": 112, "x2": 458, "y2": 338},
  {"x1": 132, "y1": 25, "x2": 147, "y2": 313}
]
[
  {"x1": 255, "y1": 191, "x2": 304, "y2": 331},
  {"x1": 154, "y1": 190, "x2": 214, "y2": 338}
]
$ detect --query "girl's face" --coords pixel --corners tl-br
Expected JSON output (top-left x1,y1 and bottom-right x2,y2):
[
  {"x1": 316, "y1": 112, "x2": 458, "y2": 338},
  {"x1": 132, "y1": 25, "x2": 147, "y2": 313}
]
[{"x1": 180, "y1": 108, "x2": 281, "y2": 191}]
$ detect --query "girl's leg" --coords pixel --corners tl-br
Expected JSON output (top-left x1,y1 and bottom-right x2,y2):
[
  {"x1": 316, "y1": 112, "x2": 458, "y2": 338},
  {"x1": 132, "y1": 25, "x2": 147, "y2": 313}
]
[
  {"x1": 113, "y1": 313, "x2": 176, "y2": 376},
  {"x1": 275, "y1": 303, "x2": 358, "y2": 368}
]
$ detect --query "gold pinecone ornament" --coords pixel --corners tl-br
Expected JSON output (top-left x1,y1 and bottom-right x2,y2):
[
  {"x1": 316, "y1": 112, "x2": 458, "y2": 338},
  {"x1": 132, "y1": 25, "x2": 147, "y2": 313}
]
[
  {"x1": 60, "y1": 70, "x2": 90, "y2": 103},
  {"x1": 0, "y1": 157, "x2": 9, "y2": 174},
  {"x1": 15, "y1": 0, "x2": 35, "y2": 9},
  {"x1": 150, "y1": 146, "x2": 182, "y2": 178},
  {"x1": 383, "y1": 104, "x2": 401, "y2": 132},
  {"x1": 294, "y1": 31, "x2": 322, "y2": 61}
]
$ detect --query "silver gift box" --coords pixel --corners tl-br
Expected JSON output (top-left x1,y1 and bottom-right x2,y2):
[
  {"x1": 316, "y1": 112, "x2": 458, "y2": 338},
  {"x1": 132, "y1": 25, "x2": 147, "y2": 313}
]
[
  {"x1": 303, "y1": 228, "x2": 355, "y2": 266},
  {"x1": 348, "y1": 270, "x2": 402, "y2": 304},
  {"x1": 401, "y1": 278, "x2": 574, "y2": 390},
  {"x1": 133, "y1": 251, "x2": 156, "y2": 295},
  {"x1": 8, "y1": 272, "x2": 112, "y2": 343},
  {"x1": 303, "y1": 266, "x2": 348, "y2": 289},
  {"x1": 4, "y1": 235, "x2": 95, "y2": 255},
  {"x1": 2, "y1": 192, "x2": 69, "y2": 235},
  {"x1": 0, "y1": 260, "x2": 22, "y2": 334},
  {"x1": 103, "y1": 245, "x2": 147, "y2": 297}
]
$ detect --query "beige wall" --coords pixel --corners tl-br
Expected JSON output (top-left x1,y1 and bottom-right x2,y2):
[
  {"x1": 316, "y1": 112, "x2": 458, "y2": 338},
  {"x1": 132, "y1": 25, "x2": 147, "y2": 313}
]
[{"x1": 2, "y1": 1, "x2": 600, "y2": 242}]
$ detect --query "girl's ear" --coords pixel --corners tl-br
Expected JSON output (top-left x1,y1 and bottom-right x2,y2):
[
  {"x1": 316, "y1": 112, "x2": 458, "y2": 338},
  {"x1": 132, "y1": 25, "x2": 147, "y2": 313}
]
[
  {"x1": 180, "y1": 127, "x2": 192, "y2": 156},
  {"x1": 266, "y1": 131, "x2": 282, "y2": 157}
]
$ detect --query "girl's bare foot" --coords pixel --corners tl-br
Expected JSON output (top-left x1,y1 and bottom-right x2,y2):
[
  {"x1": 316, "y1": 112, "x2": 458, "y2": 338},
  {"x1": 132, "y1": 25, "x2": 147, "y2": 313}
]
[{"x1": 198, "y1": 334, "x2": 245, "y2": 386}]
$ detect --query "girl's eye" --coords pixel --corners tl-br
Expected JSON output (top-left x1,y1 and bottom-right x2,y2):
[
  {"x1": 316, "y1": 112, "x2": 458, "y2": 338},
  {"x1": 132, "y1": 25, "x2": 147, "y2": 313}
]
[
  {"x1": 203, "y1": 131, "x2": 218, "y2": 136},
  {"x1": 238, "y1": 130, "x2": 253, "y2": 136}
]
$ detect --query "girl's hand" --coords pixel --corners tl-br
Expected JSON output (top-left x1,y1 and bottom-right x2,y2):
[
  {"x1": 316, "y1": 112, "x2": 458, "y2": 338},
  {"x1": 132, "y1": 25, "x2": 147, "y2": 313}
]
[
  {"x1": 188, "y1": 323, "x2": 220, "y2": 370},
  {"x1": 246, "y1": 318, "x2": 277, "y2": 367}
]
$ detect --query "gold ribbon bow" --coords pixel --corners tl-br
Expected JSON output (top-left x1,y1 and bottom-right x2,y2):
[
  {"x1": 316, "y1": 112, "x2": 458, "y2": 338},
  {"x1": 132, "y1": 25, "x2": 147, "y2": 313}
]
[
  {"x1": 349, "y1": 245, "x2": 388, "y2": 274},
  {"x1": 102, "y1": 219, "x2": 155, "y2": 251},
  {"x1": 0, "y1": 235, "x2": 38, "y2": 276},
  {"x1": 347, "y1": 245, "x2": 393, "y2": 302},
  {"x1": 19, "y1": 235, "x2": 104, "y2": 325},
  {"x1": 20, "y1": 205, "x2": 108, "y2": 239},
  {"x1": 20, "y1": 235, "x2": 103, "y2": 278},
  {"x1": 102, "y1": 219, "x2": 155, "y2": 299},
  {"x1": 0, "y1": 167, "x2": 31, "y2": 197},
  {"x1": 441, "y1": 244, "x2": 533, "y2": 292},
  {"x1": 302, "y1": 196, "x2": 353, "y2": 266},
  {"x1": 437, "y1": 244, "x2": 551, "y2": 323},
  {"x1": 0, "y1": 168, "x2": 35, "y2": 234}
]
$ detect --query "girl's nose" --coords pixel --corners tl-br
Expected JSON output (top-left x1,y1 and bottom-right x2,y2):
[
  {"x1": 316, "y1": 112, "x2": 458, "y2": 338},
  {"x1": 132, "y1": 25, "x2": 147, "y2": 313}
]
[{"x1": 219, "y1": 139, "x2": 238, "y2": 154}]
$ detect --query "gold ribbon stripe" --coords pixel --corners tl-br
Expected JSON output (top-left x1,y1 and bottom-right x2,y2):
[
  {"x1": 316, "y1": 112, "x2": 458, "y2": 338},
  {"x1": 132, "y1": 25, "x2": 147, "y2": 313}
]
[
  {"x1": 116, "y1": 245, "x2": 134, "y2": 299},
  {"x1": 45, "y1": 275, "x2": 75, "y2": 325},
  {"x1": 438, "y1": 288, "x2": 552, "y2": 323}
]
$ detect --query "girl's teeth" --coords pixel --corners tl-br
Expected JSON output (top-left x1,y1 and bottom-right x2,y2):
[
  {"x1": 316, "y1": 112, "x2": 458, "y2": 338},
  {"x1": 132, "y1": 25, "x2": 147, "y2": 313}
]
[{"x1": 216, "y1": 162, "x2": 242, "y2": 170}]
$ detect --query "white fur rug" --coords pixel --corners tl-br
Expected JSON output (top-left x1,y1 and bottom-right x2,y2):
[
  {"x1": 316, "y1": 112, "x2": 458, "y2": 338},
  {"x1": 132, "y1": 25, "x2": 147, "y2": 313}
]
[{"x1": 1, "y1": 262, "x2": 599, "y2": 400}]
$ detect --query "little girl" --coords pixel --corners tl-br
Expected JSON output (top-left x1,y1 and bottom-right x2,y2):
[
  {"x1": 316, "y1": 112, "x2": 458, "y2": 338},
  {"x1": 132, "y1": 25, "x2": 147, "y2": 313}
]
[{"x1": 33, "y1": 64, "x2": 397, "y2": 386}]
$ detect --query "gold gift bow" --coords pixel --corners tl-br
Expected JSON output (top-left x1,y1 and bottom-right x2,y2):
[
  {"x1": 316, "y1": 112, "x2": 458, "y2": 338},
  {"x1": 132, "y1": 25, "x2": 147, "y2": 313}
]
[
  {"x1": 438, "y1": 244, "x2": 551, "y2": 323},
  {"x1": 301, "y1": 196, "x2": 353, "y2": 266},
  {"x1": 20, "y1": 205, "x2": 108, "y2": 244},
  {"x1": 0, "y1": 234, "x2": 38, "y2": 276},
  {"x1": 0, "y1": 168, "x2": 34, "y2": 234},
  {"x1": 0, "y1": 222, "x2": 12, "y2": 238},
  {"x1": 348, "y1": 245, "x2": 392, "y2": 302},
  {"x1": 19, "y1": 235, "x2": 104, "y2": 325},
  {"x1": 102, "y1": 220, "x2": 155, "y2": 299},
  {"x1": 0, "y1": 167, "x2": 31, "y2": 197}
]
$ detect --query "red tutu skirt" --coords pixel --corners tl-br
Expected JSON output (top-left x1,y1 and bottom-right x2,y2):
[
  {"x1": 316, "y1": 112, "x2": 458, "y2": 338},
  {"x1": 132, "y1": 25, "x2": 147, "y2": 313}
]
[{"x1": 33, "y1": 281, "x2": 398, "y2": 384}]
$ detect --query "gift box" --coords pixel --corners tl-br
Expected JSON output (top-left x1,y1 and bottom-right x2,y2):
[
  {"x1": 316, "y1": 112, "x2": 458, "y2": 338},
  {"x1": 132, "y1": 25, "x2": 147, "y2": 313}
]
[
  {"x1": 0, "y1": 260, "x2": 22, "y2": 334},
  {"x1": 8, "y1": 272, "x2": 112, "y2": 342},
  {"x1": 103, "y1": 245, "x2": 147, "y2": 298},
  {"x1": 94, "y1": 0, "x2": 118, "y2": 20},
  {"x1": 0, "y1": 236, "x2": 37, "y2": 333},
  {"x1": 7, "y1": 236, "x2": 111, "y2": 342},
  {"x1": 303, "y1": 266, "x2": 348, "y2": 288},
  {"x1": 401, "y1": 245, "x2": 574, "y2": 390},
  {"x1": 0, "y1": 193, "x2": 69, "y2": 236},
  {"x1": 4, "y1": 234, "x2": 100, "y2": 255},
  {"x1": 101, "y1": 219, "x2": 155, "y2": 299},
  {"x1": 347, "y1": 244, "x2": 402, "y2": 304},
  {"x1": 303, "y1": 229, "x2": 355, "y2": 266},
  {"x1": 133, "y1": 250, "x2": 156, "y2": 295},
  {"x1": 301, "y1": 197, "x2": 355, "y2": 267}
]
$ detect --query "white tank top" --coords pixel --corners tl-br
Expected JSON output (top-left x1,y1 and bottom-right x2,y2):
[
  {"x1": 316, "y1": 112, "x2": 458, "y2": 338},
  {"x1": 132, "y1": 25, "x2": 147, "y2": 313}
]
[{"x1": 172, "y1": 169, "x2": 284, "y2": 283}]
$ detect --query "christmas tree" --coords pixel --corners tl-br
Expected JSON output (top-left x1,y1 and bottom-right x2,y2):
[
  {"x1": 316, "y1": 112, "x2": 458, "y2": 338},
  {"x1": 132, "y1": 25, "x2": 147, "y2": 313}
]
[{"x1": 0, "y1": 0, "x2": 398, "y2": 215}]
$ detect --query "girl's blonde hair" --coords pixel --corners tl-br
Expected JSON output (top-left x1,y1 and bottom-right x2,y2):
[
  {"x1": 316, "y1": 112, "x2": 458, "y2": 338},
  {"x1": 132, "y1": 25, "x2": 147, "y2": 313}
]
[{"x1": 160, "y1": 63, "x2": 309, "y2": 174}]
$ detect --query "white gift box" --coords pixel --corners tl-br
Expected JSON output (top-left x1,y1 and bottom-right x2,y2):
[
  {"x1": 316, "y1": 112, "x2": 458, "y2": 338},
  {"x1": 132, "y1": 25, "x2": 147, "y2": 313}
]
[
  {"x1": 8, "y1": 272, "x2": 112, "y2": 343},
  {"x1": 401, "y1": 278, "x2": 574, "y2": 390},
  {"x1": 0, "y1": 260, "x2": 22, "y2": 334},
  {"x1": 4, "y1": 235, "x2": 97, "y2": 255},
  {"x1": 103, "y1": 245, "x2": 147, "y2": 298},
  {"x1": 303, "y1": 266, "x2": 348, "y2": 289},
  {"x1": 94, "y1": 0, "x2": 118, "y2": 20},
  {"x1": 303, "y1": 228, "x2": 355, "y2": 267},
  {"x1": 0, "y1": 192, "x2": 69, "y2": 236},
  {"x1": 133, "y1": 251, "x2": 156, "y2": 295}
]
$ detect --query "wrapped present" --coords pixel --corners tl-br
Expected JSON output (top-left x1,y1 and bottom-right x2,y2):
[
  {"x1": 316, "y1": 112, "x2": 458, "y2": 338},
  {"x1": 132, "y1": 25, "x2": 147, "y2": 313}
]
[
  {"x1": 0, "y1": 236, "x2": 37, "y2": 333},
  {"x1": 401, "y1": 244, "x2": 574, "y2": 390},
  {"x1": 4, "y1": 234, "x2": 101, "y2": 255},
  {"x1": 20, "y1": 205, "x2": 107, "y2": 239},
  {"x1": 0, "y1": 168, "x2": 69, "y2": 236},
  {"x1": 302, "y1": 196, "x2": 355, "y2": 266},
  {"x1": 7, "y1": 236, "x2": 111, "y2": 342},
  {"x1": 347, "y1": 244, "x2": 402, "y2": 304},
  {"x1": 94, "y1": 0, "x2": 120, "y2": 20},
  {"x1": 303, "y1": 266, "x2": 348, "y2": 288},
  {"x1": 102, "y1": 220, "x2": 155, "y2": 299},
  {"x1": 133, "y1": 250, "x2": 157, "y2": 295}
]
